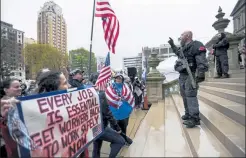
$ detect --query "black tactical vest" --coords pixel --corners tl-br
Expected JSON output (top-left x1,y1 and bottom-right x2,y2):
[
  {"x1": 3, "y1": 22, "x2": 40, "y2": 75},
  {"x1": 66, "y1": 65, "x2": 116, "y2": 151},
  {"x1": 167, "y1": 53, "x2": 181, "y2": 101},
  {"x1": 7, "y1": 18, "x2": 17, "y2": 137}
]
[{"x1": 182, "y1": 41, "x2": 197, "y2": 72}]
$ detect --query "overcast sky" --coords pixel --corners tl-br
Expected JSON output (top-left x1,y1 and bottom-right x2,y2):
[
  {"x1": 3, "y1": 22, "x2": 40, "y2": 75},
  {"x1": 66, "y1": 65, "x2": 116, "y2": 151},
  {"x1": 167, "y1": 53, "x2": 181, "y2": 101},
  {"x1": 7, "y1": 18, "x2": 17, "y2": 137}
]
[{"x1": 2, "y1": 0, "x2": 237, "y2": 69}]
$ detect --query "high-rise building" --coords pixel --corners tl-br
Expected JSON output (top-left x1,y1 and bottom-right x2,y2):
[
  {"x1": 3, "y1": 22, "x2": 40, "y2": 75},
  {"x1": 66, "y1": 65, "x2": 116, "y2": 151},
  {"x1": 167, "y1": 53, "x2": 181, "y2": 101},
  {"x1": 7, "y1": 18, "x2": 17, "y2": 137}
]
[
  {"x1": 37, "y1": 1, "x2": 67, "y2": 54},
  {"x1": 1, "y1": 21, "x2": 26, "y2": 81},
  {"x1": 123, "y1": 54, "x2": 142, "y2": 70}
]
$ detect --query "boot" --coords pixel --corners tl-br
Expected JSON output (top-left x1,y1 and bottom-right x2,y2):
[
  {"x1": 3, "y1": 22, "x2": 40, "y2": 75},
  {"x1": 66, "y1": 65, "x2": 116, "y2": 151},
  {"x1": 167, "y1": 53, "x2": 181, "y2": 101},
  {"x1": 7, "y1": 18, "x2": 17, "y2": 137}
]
[
  {"x1": 121, "y1": 133, "x2": 133, "y2": 146},
  {"x1": 214, "y1": 75, "x2": 222, "y2": 79},
  {"x1": 183, "y1": 119, "x2": 200, "y2": 128},
  {"x1": 221, "y1": 73, "x2": 230, "y2": 78},
  {"x1": 181, "y1": 114, "x2": 190, "y2": 120}
]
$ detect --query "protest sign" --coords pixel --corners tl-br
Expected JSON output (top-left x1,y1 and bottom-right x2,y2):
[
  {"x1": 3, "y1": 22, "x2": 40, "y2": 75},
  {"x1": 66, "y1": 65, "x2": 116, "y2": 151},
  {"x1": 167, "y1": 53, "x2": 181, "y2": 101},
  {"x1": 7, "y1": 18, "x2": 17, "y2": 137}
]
[{"x1": 16, "y1": 87, "x2": 103, "y2": 158}]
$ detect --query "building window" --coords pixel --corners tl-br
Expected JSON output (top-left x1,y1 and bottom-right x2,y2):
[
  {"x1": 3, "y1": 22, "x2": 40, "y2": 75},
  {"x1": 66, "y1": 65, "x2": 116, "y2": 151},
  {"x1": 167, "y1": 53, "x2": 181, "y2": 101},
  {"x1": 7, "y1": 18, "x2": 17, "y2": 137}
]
[{"x1": 19, "y1": 73, "x2": 22, "y2": 76}]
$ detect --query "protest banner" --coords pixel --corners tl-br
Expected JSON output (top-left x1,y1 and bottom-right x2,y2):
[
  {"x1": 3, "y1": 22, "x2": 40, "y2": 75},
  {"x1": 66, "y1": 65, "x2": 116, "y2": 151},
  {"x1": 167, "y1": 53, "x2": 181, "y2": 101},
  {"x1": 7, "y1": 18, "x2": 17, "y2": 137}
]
[{"x1": 16, "y1": 87, "x2": 103, "y2": 158}]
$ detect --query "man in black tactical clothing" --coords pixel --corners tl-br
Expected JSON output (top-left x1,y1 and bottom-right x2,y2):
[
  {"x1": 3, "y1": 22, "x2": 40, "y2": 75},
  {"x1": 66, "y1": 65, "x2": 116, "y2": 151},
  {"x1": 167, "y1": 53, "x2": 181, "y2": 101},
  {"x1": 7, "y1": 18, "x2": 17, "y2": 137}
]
[
  {"x1": 168, "y1": 31, "x2": 209, "y2": 128},
  {"x1": 68, "y1": 69, "x2": 85, "y2": 88},
  {"x1": 213, "y1": 32, "x2": 230, "y2": 78}
]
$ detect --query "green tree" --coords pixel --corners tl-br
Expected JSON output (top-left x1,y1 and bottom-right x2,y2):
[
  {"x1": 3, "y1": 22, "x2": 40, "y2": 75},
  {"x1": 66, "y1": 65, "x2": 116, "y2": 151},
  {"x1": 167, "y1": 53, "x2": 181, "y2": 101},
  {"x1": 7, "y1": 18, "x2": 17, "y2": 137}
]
[
  {"x1": 24, "y1": 43, "x2": 68, "y2": 79},
  {"x1": 69, "y1": 48, "x2": 97, "y2": 75}
]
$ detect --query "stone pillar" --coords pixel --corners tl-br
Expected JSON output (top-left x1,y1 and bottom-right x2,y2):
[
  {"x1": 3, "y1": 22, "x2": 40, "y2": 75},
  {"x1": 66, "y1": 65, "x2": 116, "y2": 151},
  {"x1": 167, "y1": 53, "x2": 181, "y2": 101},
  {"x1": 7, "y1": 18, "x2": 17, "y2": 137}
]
[
  {"x1": 227, "y1": 36, "x2": 244, "y2": 70},
  {"x1": 146, "y1": 52, "x2": 165, "y2": 103}
]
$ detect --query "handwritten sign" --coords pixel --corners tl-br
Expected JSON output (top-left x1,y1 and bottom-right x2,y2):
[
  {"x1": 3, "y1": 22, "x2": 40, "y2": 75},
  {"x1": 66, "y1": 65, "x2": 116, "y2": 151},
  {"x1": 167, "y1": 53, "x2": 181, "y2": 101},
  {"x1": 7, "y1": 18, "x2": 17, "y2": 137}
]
[{"x1": 17, "y1": 88, "x2": 103, "y2": 158}]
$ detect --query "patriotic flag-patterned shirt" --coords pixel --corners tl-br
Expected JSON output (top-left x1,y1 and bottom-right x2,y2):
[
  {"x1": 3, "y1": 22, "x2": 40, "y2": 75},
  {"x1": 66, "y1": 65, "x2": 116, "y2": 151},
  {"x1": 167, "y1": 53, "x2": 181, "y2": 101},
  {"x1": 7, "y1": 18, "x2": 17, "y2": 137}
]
[{"x1": 105, "y1": 83, "x2": 135, "y2": 109}]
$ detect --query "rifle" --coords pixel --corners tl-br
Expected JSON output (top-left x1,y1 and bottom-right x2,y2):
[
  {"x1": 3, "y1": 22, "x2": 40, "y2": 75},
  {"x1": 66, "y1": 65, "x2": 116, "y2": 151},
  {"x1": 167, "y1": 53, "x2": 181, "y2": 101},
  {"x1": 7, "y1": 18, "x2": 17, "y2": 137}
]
[{"x1": 179, "y1": 47, "x2": 197, "y2": 89}]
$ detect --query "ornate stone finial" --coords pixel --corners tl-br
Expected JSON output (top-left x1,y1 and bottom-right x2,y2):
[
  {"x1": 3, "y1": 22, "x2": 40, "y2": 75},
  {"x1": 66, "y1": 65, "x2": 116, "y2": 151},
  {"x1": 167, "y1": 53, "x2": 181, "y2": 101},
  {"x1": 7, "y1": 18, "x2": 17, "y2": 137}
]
[
  {"x1": 218, "y1": 6, "x2": 222, "y2": 12},
  {"x1": 147, "y1": 52, "x2": 165, "y2": 79},
  {"x1": 212, "y1": 6, "x2": 230, "y2": 33}
]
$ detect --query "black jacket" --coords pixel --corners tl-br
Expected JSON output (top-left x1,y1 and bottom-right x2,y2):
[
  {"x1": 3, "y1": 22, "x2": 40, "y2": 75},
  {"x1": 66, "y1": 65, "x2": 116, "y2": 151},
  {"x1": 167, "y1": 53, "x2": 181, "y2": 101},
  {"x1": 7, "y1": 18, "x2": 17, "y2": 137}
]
[
  {"x1": 171, "y1": 40, "x2": 209, "y2": 77},
  {"x1": 69, "y1": 79, "x2": 85, "y2": 88},
  {"x1": 213, "y1": 38, "x2": 229, "y2": 56},
  {"x1": 98, "y1": 90, "x2": 121, "y2": 132}
]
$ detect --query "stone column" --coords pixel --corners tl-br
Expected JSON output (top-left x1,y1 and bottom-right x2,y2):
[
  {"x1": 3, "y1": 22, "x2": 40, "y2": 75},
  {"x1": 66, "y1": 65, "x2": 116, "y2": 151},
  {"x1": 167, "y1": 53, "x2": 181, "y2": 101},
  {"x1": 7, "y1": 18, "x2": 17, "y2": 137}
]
[
  {"x1": 227, "y1": 35, "x2": 244, "y2": 70},
  {"x1": 146, "y1": 52, "x2": 165, "y2": 103}
]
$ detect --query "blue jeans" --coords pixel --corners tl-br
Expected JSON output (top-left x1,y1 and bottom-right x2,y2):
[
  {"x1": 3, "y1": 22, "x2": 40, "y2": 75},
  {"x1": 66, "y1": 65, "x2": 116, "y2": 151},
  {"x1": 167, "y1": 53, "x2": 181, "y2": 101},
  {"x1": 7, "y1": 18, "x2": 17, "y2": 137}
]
[{"x1": 92, "y1": 127, "x2": 125, "y2": 158}]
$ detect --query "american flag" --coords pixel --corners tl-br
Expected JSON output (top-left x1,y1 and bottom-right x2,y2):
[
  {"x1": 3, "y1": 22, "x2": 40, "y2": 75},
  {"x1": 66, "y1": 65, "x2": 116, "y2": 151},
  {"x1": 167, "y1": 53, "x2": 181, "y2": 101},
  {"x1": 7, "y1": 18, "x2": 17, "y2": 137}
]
[
  {"x1": 95, "y1": 0, "x2": 120, "y2": 54},
  {"x1": 95, "y1": 52, "x2": 111, "y2": 91},
  {"x1": 92, "y1": 124, "x2": 103, "y2": 138}
]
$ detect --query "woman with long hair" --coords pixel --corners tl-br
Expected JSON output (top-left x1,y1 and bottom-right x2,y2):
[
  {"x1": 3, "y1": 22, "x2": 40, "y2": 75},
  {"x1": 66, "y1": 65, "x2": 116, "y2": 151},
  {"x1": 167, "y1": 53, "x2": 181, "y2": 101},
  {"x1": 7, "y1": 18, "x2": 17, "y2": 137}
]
[{"x1": 0, "y1": 78, "x2": 22, "y2": 158}]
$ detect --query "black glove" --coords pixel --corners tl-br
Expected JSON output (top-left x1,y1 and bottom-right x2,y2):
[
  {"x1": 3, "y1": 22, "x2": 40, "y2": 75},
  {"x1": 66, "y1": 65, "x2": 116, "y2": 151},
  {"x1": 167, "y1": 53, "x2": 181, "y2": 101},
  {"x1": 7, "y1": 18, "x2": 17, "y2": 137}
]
[{"x1": 168, "y1": 37, "x2": 174, "y2": 47}]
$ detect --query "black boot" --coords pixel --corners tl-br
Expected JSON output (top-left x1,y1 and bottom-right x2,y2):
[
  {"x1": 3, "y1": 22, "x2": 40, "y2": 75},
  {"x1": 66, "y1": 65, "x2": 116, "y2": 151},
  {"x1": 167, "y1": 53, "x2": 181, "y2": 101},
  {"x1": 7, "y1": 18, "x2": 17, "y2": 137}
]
[
  {"x1": 183, "y1": 119, "x2": 200, "y2": 128},
  {"x1": 214, "y1": 74, "x2": 222, "y2": 79},
  {"x1": 181, "y1": 114, "x2": 190, "y2": 120},
  {"x1": 121, "y1": 133, "x2": 133, "y2": 146},
  {"x1": 221, "y1": 73, "x2": 230, "y2": 78}
]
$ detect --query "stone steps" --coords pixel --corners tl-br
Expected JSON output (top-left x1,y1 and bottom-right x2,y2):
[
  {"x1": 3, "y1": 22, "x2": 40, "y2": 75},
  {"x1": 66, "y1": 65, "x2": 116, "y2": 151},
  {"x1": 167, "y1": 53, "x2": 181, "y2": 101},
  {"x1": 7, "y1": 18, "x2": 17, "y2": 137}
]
[
  {"x1": 200, "y1": 82, "x2": 245, "y2": 92},
  {"x1": 206, "y1": 77, "x2": 245, "y2": 83},
  {"x1": 199, "y1": 85, "x2": 245, "y2": 105},
  {"x1": 88, "y1": 110, "x2": 147, "y2": 157},
  {"x1": 171, "y1": 90, "x2": 245, "y2": 157},
  {"x1": 198, "y1": 99, "x2": 245, "y2": 157},
  {"x1": 123, "y1": 101, "x2": 165, "y2": 157},
  {"x1": 198, "y1": 90, "x2": 245, "y2": 126},
  {"x1": 164, "y1": 97, "x2": 192, "y2": 157},
  {"x1": 172, "y1": 94, "x2": 232, "y2": 157},
  {"x1": 124, "y1": 98, "x2": 193, "y2": 157}
]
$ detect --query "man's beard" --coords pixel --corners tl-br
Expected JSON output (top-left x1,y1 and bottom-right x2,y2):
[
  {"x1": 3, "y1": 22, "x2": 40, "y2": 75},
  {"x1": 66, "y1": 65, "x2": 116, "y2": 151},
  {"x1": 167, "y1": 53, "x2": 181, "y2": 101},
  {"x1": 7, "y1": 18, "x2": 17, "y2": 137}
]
[{"x1": 180, "y1": 40, "x2": 186, "y2": 47}]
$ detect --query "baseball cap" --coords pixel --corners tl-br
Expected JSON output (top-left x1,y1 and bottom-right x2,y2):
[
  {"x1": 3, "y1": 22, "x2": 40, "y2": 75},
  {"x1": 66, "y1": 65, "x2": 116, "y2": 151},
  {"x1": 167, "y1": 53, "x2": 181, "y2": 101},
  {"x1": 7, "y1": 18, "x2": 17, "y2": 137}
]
[{"x1": 70, "y1": 69, "x2": 84, "y2": 76}]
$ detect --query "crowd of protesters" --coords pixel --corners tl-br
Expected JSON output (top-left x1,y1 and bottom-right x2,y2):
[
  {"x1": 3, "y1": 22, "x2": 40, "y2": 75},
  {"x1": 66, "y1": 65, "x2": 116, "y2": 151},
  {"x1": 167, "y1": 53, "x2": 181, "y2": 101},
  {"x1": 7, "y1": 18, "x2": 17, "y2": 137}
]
[{"x1": 0, "y1": 67, "x2": 147, "y2": 158}]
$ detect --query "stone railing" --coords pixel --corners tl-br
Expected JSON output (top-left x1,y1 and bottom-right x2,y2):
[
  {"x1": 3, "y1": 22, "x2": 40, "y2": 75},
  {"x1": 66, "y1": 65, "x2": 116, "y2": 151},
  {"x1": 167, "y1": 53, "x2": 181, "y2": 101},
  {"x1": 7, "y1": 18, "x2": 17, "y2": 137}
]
[{"x1": 162, "y1": 79, "x2": 179, "y2": 98}]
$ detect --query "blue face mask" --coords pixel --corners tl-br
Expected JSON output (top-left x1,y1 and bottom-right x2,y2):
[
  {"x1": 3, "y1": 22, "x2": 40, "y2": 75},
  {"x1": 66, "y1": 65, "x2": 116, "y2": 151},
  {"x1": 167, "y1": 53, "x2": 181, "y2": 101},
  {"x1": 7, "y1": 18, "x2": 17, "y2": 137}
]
[{"x1": 115, "y1": 82, "x2": 123, "y2": 86}]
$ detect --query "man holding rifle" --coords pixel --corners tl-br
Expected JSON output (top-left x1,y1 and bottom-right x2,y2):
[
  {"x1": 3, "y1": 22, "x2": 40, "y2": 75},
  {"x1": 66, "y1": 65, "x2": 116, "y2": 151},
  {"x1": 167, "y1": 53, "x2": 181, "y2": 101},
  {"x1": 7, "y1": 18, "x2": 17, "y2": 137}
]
[{"x1": 168, "y1": 31, "x2": 209, "y2": 128}]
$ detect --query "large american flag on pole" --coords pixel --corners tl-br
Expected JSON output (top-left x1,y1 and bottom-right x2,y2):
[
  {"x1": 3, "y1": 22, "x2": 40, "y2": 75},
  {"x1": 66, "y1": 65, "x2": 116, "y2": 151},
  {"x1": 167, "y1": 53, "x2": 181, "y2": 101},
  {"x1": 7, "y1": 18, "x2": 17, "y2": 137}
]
[
  {"x1": 95, "y1": 0, "x2": 120, "y2": 54},
  {"x1": 95, "y1": 52, "x2": 111, "y2": 91}
]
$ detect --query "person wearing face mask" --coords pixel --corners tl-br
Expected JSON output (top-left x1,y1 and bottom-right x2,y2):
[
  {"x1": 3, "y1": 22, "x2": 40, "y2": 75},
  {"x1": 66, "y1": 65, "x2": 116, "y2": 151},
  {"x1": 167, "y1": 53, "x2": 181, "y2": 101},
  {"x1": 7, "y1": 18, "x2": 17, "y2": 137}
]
[
  {"x1": 213, "y1": 32, "x2": 230, "y2": 78},
  {"x1": 168, "y1": 31, "x2": 208, "y2": 128},
  {"x1": 0, "y1": 79, "x2": 22, "y2": 158},
  {"x1": 105, "y1": 73, "x2": 133, "y2": 146}
]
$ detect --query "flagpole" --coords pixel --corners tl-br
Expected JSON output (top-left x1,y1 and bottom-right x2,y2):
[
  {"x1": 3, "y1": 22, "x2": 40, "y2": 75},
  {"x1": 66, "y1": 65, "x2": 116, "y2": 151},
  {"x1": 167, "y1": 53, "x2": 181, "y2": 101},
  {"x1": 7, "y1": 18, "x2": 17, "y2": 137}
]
[{"x1": 88, "y1": 0, "x2": 96, "y2": 78}]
